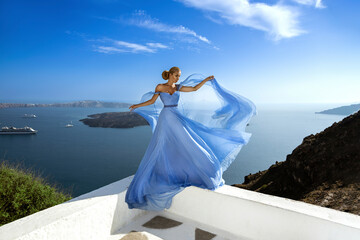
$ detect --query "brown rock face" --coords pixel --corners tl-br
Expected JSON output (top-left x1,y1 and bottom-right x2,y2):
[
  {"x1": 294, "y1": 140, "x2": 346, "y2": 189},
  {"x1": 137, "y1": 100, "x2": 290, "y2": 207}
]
[{"x1": 233, "y1": 110, "x2": 360, "y2": 215}]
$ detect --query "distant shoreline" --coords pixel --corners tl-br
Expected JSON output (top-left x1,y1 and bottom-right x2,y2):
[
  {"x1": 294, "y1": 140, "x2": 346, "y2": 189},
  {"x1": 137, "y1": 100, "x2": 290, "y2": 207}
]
[
  {"x1": 0, "y1": 100, "x2": 132, "y2": 109},
  {"x1": 315, "y1": 103, "x2": 360, "y2": 116}
]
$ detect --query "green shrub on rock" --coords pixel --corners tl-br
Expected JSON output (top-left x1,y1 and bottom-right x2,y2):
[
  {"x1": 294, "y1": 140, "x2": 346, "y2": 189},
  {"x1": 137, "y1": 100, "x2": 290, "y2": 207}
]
[{"x1": 0, "y1": 160, "x2": 72, "y2": 226}]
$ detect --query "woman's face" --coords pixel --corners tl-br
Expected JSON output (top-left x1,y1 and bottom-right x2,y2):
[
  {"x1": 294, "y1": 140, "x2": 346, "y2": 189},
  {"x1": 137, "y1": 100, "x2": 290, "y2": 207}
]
[{"x1": 170, "y1": 71, "x2": 181, "y2": 82}]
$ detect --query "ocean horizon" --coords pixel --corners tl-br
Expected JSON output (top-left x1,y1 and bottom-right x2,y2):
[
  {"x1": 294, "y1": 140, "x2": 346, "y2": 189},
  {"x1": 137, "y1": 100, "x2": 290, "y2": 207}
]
[{"x1": 0, "y1": 103, "x2": 347, "y2": 197}]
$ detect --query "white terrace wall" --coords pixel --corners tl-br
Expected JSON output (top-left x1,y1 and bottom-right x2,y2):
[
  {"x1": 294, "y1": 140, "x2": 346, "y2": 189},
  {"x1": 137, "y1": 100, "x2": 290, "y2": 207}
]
[{"x1": 1, "y1": 175, "x2": 360, "y2": 240}]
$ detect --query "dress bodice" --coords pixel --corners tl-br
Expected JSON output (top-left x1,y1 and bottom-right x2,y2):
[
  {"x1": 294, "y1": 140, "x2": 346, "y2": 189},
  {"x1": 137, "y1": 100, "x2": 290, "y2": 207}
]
[{"x1": 155, "y1": 84, "x2": 180, "y2": 106}]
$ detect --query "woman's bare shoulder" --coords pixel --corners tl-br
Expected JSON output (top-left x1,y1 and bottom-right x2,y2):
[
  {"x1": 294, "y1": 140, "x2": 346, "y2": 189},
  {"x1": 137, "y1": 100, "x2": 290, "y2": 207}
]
[{"x1": 155, "y1": 84, "x2": 164, "y2": 93}]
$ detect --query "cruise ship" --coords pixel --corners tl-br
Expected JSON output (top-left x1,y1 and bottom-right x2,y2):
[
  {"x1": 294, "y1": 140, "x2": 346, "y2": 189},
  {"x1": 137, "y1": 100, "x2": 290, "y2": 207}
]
[{"x1": 0, "y1": 126, "x2": 38, "y2": 135}]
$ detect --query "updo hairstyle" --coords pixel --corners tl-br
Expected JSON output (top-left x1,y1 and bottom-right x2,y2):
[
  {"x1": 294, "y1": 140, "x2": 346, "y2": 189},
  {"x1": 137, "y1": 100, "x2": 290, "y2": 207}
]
[{"x1": 162, "y1": 67, "x2": 180, "y2": 80}]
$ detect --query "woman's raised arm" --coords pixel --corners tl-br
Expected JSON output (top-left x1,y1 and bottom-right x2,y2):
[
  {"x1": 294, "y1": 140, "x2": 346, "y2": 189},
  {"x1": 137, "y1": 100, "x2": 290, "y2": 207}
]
[{"x1": 179, "y1": 75, "x2": 214, "y2": 92}]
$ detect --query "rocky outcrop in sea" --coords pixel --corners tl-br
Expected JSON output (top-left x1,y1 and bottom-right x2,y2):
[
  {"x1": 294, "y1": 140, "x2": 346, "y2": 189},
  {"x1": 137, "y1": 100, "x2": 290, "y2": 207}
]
[{"x1": 80, "y1": 112, "x2": 149, "y2": 128}]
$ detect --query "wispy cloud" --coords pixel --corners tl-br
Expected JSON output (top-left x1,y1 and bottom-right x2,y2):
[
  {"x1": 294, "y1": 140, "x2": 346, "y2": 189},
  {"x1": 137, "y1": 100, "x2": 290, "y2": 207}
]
[
  {"x1": 128, "y1": 10, "x2": 211, "y2": 44},
  {"x1": 291, "y1": 0, "x2": 325, "y2": 8},
  {"x1": 114, "y1": 40, "x2": 154, "y2": 53},
  {"x1": 178, "y1": 0, "x2": 305, "y2": 41},
  {"x1": 95, "y1": 46, "x2": 126, "y2": 54},
  {"x1": 146, "y1": 42, "x2": 169, "y2": 49},
  {"x1": 93, "y1": 38, "x2": 169, "y2": 54},
  {"x1": 100, "y1": 10, "x2": 211, "y2": 44},
  {"x1": 66, "y1": 28, "x2": 170, "y2": 54}
]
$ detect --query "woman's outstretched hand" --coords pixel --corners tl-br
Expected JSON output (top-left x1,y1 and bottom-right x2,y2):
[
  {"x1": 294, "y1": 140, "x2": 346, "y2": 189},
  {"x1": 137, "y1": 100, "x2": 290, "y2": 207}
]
[
  {"x1": 205, "y1": 75, "x2": 215, "y2": 81},
  {"x1": 129, "y1": 104, "x2": 137, "y2": 112}
]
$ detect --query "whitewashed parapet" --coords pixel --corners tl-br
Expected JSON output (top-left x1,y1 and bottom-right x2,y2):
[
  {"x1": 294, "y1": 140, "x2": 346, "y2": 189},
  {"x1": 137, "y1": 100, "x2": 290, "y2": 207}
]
[
  {"x1": 167, "y1": 185, "x2": 360, "y2": 240},
  {"x1": 0, "y1": 175, "x2": 146, "y2": 240},
  {"x1": 1, "y1": 175, "x2": 360, "y2": 240}
]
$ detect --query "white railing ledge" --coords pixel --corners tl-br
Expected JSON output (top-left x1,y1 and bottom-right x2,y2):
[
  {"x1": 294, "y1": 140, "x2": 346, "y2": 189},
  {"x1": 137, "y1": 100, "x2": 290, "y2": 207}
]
[{"x1": 214, "y1": 185, "x2": 360, "y2": 230}]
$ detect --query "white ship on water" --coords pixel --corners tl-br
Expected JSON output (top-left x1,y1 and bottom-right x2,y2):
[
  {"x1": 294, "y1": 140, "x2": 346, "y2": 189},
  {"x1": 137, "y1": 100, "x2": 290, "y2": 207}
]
[
  {"x1": 0, "y1": 126, "x2": 38, "y2": 135},
  {"x1": 65, "y1": 121, "x2": 73, "y2": 127},
  {"x1": 22, "y1": 114, "x2": 37, "y2": 118}
]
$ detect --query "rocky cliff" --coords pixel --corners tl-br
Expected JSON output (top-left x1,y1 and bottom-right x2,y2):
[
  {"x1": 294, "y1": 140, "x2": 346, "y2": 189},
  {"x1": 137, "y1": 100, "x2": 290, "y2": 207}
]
[{"x1": 233, "y1": 110, "x2": 360, "y2": 215}]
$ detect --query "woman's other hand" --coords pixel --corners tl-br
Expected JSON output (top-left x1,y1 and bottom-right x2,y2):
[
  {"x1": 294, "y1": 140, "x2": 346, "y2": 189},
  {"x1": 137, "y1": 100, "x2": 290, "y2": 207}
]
[
  {"x1": 129, "y1": 104, "x2": 137, "y2": 112},
  {"x1": 205, "y1": 75, "x2": 215, "y2": 81}
]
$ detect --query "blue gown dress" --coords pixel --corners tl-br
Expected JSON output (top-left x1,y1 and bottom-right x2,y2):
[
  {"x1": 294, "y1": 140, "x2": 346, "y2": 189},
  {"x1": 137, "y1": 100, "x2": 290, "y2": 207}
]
[{"x1": 125, "y1": 74, "x2": 257, "y2": 211}]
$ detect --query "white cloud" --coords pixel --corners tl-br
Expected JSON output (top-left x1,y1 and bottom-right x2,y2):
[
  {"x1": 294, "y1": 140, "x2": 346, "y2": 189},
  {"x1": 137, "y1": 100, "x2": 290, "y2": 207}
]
[
  {"x1": 93, "y1": 39, "x2": 169, "y2": 54},
  {"x1": 146, "y1": 42, "x2": 169, "y2": 49},
  {"x1": 291, "y1": 0, "x2": 325, "y2": 8},
  {"x1": 95, "y1": 46, "x2": 127, "y2": 54},
  {"x1": 125, "y1": 10, "x2": 211, "y2": 44},
  {"x1": 114, "y1": 40, "x2": 155, "y2": 53},
  {"x1": 178, "y1": 0, "x2": 305, "y2": 40}
]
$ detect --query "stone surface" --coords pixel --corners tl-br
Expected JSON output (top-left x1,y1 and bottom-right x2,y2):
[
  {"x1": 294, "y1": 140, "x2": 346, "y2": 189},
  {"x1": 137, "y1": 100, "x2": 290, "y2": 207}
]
[
  {"x1": 120, "y1": 231, "x2": 149, "y2": 240},
  {"x1": 142, "y1": 215, "x2": 183, "y2": 229},
  {"x1": 195, "y1": 228, "x2": 217, "y2": 240}
]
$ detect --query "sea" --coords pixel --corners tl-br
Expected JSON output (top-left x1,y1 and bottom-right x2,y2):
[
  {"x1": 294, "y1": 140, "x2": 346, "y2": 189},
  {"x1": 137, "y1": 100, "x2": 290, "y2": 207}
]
[{"x1": 0, "y1": 103, "x2": 346, "y2": 198}]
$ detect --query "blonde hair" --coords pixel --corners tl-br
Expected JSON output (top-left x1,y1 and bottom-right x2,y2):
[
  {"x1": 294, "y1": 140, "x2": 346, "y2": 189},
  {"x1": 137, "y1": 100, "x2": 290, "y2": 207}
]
[{"x1": 162, "y1": 67, "x2": 180, "y2": 80}]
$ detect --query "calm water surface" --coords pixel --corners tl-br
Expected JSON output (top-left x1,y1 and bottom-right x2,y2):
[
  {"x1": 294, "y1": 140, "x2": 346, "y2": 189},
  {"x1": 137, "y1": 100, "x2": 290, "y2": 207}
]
[{"x1": 0, "y1": 104, "x2": 345, "y2": 197}]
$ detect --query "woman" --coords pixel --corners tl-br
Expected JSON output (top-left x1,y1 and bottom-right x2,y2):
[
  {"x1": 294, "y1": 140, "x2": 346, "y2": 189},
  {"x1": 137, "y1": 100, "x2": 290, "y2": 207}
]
[{"x1": 125, "y1": 66, "x2": 256, "y2": 211}]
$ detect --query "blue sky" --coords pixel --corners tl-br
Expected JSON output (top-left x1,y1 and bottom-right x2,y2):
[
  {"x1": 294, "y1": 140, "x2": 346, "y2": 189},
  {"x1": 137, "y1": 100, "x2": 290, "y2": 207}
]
[{"x1": 1, "y1": 0, "x2": 359, "y2": 104}]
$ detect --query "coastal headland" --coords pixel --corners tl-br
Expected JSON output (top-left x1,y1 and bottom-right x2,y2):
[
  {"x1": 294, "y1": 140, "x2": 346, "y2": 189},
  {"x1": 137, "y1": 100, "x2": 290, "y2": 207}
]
[{"x1": 233, "y1": 109, "x2": 360, "y2": 215}]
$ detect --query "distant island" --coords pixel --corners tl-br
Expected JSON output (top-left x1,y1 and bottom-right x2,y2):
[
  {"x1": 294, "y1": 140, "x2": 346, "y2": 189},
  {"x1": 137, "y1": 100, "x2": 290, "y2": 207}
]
[
  {"x1": 0, "y1": 100, "x2": 132, "y2": 109},
  {"x1": 79, "y1": 111, "x2": 250, "y2": 129},
  {"x1": 234, "y1": 109, "x2": 360, "y2": 215},
  {"x1": 316, "y1": 103, "x2": 360, "y2": 115},
  {"x1": 79, "y1": 111, "x2": 251, "y2": 129},
  {"x1": 80, "y1": 112, "x2": 149, "y2": 128}
]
